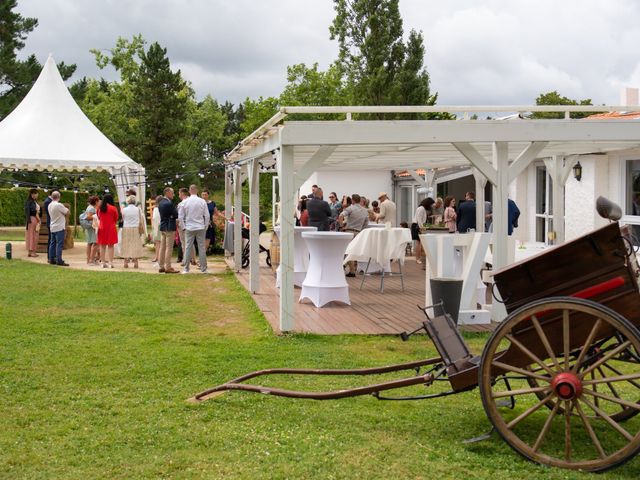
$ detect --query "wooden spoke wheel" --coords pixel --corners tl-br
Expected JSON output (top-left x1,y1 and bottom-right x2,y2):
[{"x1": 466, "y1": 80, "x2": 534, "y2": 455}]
[
  {"x1": 525, "y1": 333, "x2": 640, "y2": 422},
  {"x1": 479, "y1": 297, "x2": 640, "y2": 472}
]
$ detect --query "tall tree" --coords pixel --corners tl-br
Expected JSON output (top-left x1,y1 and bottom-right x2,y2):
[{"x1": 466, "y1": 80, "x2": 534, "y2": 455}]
[
  {"x1": 329, "y1": 0, "x2": 439, "y2": 118},
  {"x1": 0, "y1": 0, "x2": 75, "y2": 118},
  {"x1": 130, "y1": 42, "x2": 192, "y2": 183}
]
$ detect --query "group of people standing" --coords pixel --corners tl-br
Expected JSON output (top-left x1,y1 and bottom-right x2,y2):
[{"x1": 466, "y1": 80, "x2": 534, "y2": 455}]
[
  {"x1": 150, "y1": 184, "x2": 216, "y2": 274},
  {"x1": 24, "y1": 184, "x2": 218, "y2": 273},
  {"x1": 296, "y1": 185, "x2": 397, "y2": 231},
  {"x1": 24, "y1": 188, "x2": 72, "y2": 266}
]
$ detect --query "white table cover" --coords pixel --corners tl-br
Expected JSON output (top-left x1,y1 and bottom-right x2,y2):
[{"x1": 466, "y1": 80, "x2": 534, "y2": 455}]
[
  {"x1": 274, "y1": 226, "x2": 317, "y2": 287},
  {"x1": 344, "y1": 228, "x2": 412, "y2": 268},
  {"x1": 300, "y1": 231, "x2": 353, "y2": 307}
]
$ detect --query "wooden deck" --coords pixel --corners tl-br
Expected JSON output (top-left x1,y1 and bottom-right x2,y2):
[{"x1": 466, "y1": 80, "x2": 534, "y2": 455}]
[{"x1": 229, "y1": 257, "x2": 494, "y2": 335}]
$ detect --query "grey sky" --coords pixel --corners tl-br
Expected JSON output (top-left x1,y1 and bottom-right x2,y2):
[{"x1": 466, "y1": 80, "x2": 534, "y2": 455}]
[{"x1": 17, "y1": 0, "x2": 640, "y2": 106}]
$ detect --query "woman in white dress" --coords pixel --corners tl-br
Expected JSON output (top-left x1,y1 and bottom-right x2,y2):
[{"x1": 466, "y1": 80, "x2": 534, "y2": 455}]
[
  {"x1": 150, "y1": 195, "x2": 162, "y2": 263},
  {"x1": 120, "y1": 195, "x2": 144, "y2": 268}
]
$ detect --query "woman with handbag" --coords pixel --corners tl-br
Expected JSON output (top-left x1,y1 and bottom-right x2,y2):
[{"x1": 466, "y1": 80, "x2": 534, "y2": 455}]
[
  {"x1": 82, "y1": 196, "x2": 100, "y2": 265},
  {"x1": 24, "y1": 189, "x2": 40, "y2": 257},
  {"x1": 120, "y1": 195, "x2": 145, "y2": 268}
]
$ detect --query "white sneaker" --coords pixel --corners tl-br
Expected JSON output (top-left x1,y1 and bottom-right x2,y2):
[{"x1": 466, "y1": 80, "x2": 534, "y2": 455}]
[
  {"x1": 201, "y1": 269, "x2": 212, "y2": 274},
  {"x1": 180, "y1": 269, "x2": 189, "y2": 275}
]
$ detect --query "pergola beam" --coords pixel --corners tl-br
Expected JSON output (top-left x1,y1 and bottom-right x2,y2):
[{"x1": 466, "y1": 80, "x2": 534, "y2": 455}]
[
  {"x1": 248, "y1": 158, "x2": 260, "y2": 293},
  {"x1": 508, "y1": 141, "x2": 549, "y2": 183},
  {"x1": 452, "y1": 142, "x2": 497, "y2": 185},
  {"x1": 293, "y1": 145, "x2": 337, "y2": 191}
]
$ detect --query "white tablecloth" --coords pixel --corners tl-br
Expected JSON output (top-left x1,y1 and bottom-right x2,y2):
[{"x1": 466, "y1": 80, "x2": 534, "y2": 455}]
[
  {"x1": 300, "y1": 231, "x2": 354, "y2": 307},
  {"x1": 274, "y1": 226, "x2": 318, "y2": 287},
  {"x1": 344, "y1": 228, "x2": 412, "y2": 267}
]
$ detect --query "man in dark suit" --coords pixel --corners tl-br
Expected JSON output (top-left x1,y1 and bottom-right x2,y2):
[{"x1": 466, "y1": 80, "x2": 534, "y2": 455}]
[
  {"x1": 42, "y1": 193, "x2": 54, "y2": 263},
  {"x1": 306, "y1": 187, "x2": 332, "y2": 231},
  {"x1": 456, "y1": 191, "x2": 476, "y2": 233}
]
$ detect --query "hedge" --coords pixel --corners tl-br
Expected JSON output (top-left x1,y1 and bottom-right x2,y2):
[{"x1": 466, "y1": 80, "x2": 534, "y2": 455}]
[{"x1": 0, "y1": 188, "x2": 89, "y2": 226}]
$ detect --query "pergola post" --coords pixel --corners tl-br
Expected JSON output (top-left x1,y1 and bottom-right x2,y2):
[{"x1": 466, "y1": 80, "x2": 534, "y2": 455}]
[
  {"x1": 248, "y1": 158, "x2": 261, "y2": 293},
  {"x1": 492, "y1": 142, "x2": 510, "y2": 270},
  {"x1": 544, "y1": 155, "x2": 573, "y2": 244},
  {"x1": 278, "y1": 144, "x2": 295, "y2": 332},
  {"x1": 224, "y1": 169, "x2": 232, "y2": 257},
  {"x1": 233, "y1": 167, "x2": 243, "y2": 272},
  {"x1": 473, "y1": 168, "x2": 488, "y2": 232}
]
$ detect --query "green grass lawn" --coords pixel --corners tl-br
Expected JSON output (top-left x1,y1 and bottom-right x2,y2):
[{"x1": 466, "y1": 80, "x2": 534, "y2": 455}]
[{"x1": 0, "y1": 258, "x2": 639, "y2": 479}]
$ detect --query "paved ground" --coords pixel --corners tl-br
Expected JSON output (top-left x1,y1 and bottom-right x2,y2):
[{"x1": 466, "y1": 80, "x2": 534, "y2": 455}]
[{"x1": 7, "y1": 240, "x2": 228, "y2": 275}]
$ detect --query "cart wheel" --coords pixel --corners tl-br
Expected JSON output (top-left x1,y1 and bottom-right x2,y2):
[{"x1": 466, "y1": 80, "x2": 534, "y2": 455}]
[
  {"x1": 479, "y1": 297, "x2": 640, "y2": 472},
  {"x1": 526, "y1": 333, "x2": 640, "y2": 423}
]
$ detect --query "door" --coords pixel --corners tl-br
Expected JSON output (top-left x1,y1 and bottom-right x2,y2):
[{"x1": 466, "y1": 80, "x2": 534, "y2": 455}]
[
  {"x1": 399, "y1": 185, "x2": 414, "y2": 225},
  {"x1": 535, "y1": 166, "x2": 554, "y2": 244}
]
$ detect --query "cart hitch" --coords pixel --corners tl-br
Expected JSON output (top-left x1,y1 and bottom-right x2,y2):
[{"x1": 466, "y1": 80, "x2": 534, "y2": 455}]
[{"x1": 399, "y1": 302, "x2": 444, "y2": 341}]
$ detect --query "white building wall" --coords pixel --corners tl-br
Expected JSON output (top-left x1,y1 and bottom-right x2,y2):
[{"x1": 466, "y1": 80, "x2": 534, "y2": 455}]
[
  {"x1": 299, "y1": 170, "x2": 392, "y2": 203},
  {"x1": 565, "y1": 155, "x2": 609, "y2": 241}
]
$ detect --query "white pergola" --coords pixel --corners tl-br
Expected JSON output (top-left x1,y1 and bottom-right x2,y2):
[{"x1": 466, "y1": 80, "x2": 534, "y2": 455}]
[{"x1": 224, "y1": 105, "x2": 640, "y2": 332}]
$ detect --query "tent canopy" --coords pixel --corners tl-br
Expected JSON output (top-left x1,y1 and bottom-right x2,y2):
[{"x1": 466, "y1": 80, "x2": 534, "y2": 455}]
[{"x1": 0, "y1": 55, "x2": 145, "y2": 202}]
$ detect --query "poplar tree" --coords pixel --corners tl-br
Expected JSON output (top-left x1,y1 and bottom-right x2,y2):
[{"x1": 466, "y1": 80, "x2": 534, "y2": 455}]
[{"x1": 329, "y1": 0, "x2": 440, "y2": 118}]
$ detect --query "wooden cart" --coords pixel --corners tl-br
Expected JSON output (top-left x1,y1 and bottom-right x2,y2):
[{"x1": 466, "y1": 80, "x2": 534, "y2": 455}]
[{"x1": 191, "y1": 219, "x2": 640, "y2": 472}]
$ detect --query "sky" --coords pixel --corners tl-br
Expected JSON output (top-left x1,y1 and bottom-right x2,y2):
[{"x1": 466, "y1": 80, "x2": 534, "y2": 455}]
[{"x1": 16, "y1": 0, "x2": 640, "y2": 107}]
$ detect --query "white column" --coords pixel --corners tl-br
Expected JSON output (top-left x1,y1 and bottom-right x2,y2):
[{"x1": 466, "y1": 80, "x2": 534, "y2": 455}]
[
  {"x1": 473, "y1": 168, "x2": 487, "y2": 232},
  {"x1": 224, "y1": 170, "x2": 232, "y2": 256},
  {"x1": 278, "y1": 145, "x2": 295, "y2": 332},
  {"x1": 492, "y1": 142, "x2": 510, "y2": 270},
  {"x1": 248, "y1": 158, "x2": 260, "y2": 293},
  {"x1": 233, "y1": 167, "x2": 243, "y2": 272},
  {"x1": 544, "y1": 155, "x2": 571, "y2": 244}
]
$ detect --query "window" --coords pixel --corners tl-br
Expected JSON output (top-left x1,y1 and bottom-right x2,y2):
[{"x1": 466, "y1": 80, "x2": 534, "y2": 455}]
[
  {"x1": 624, "y1": 159, "x2": 640, "y2": 245},
  {"x1": 625, "y1": 160, "x2": 640, "y2": 216}
]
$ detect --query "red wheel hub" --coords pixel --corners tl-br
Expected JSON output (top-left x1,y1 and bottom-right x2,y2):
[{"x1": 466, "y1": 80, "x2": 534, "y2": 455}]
[{"x1": 551, "y1": 372, "x2": 583, "y2": 400}]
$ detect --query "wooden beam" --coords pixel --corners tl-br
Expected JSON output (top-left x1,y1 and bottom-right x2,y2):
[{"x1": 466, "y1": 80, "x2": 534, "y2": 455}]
[
  {"x1": 278, "y1": 144, "x2": 295, "y2": 332},
  {"x1": 294, "y1": 145, "x2": 337, "y2": 191},
  {"x1": 248, "y1": 158, "x2": 260, "y2": 293},
  {"x1": 508, "y1": 141, "x2": 548, "y2": 183},
  {"x1": 453, "y1": 142, "x2": 497, "y2": 185}
]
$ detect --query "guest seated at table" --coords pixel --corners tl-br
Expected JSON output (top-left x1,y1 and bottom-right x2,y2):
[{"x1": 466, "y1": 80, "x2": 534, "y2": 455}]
[
  {"x1": 339, "y1": 193, "x2": 370, "y2": 277},
  {"x1": 307, "y1": 188, "x2": 331, "y2": 231}
]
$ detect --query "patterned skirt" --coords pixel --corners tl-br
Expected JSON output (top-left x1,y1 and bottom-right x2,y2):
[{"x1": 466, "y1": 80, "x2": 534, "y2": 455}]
[{"x1": 121, "y1": 227, "x2": 144, "y2": 258}]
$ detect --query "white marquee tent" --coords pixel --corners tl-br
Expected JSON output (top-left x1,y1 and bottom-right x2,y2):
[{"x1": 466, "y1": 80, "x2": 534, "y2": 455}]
[{"x1": 0, "y1": 54, "x2": 145, "y2": 203}]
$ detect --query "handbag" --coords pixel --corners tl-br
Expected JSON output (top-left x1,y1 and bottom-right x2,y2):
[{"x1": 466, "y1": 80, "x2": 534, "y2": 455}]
[
  {"x1": 138, "y1": 209, "x2": 145, "y2": 235},
  {"x1": 92, "y1": 213, "x2": 100, "y2": 230}
]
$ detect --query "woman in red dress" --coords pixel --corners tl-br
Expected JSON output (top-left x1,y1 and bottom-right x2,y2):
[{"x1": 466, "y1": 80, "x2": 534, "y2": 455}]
[{"x1": 97, "y1": 193, "x2": 119, "y2": 268}]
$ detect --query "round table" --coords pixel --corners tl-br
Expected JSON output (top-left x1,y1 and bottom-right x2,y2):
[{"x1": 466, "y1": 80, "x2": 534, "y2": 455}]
[
  {"x1": 299, "y1": 231, "x2": 354, "y2": 307},
  {"x1": 274, "y1": 226, "x2": 318, "y2": 287}
]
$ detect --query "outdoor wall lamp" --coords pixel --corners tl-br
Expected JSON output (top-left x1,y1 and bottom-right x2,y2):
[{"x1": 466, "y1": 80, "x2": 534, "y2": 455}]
[{"x1": 573, "y1": 161, "x2": 582, "y2": 182}]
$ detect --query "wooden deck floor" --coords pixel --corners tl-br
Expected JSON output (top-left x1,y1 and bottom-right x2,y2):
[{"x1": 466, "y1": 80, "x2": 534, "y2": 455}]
[{"x1": 229, "y1": 257, "x2": 494, "y2": 335}]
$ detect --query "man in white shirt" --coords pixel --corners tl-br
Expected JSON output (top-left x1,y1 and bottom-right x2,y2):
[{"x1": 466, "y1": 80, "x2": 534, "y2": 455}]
[
  {"x1": 48, "y1": 191, "x2": 70, "y2": 266},
  {"x1": 375, "y1": 192, "x2": 397, "y2": 227},
  {"x1": 179, "y1": 184, "x2": 210, "y2": 273},
  {"x1": 176, "y1": 187, "x2": 189, "y2": 265}
]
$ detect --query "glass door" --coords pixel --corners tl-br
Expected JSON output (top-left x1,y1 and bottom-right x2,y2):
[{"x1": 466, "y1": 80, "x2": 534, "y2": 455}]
[
  {"x1": 535, "y1": 166, "x2": 554, "y2": 244},
  {"x1": 399, "y1": 186, "x2": 414, "y2": 225}
]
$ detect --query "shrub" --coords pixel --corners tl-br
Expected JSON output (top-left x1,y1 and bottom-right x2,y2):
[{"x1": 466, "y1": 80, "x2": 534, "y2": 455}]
[{"x1": 0, "y1": 188, "x2": 89, "y2": 226}]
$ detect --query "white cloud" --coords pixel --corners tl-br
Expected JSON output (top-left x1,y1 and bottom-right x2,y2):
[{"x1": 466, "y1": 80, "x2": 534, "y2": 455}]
[{"x1": 14, "y1": 0, "x2": 640, "y2": 106}]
